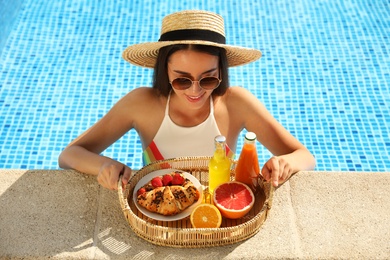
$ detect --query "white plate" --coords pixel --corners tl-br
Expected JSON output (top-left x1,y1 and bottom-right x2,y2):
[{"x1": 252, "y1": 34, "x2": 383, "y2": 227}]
[{"x1": 133, "y1": 169, "x2": 203, "y2": 221}]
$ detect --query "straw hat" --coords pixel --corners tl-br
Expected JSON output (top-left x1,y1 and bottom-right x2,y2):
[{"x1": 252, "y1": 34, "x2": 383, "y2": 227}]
[{"x1": 122, "y1": 10, "x2": 262, "y2": 68}]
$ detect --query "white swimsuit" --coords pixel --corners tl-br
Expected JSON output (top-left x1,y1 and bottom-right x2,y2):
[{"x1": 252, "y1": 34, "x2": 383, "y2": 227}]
[{"x1": 142, "y1": 93, "x2": 232, "y2": 165}]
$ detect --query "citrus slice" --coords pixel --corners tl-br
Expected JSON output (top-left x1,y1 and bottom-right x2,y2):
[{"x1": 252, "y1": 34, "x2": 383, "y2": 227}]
[
  {"x1": 213, "y1": 181, "x2": 255, "y2": 219},
  {"x1": 190, "y1": 204, "x2": 222, "y2": 228}
]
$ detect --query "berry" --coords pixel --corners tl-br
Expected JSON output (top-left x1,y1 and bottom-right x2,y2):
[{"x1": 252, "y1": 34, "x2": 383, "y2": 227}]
[
  {"x1": 171, "y1": 173, "x2": 185, "y2": 185},
  {"x1": 162, "y1": 174, "x2": 173, "y2": 186},
  {"x1": 137, "y1": 188, "x2": 146, "y2": 196},
  {"x1": 151, "y1": 177, "x2": 163, "y2": 188}
]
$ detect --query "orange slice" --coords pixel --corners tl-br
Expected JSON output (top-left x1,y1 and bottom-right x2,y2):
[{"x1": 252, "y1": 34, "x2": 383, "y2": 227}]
[{"x1": 190, "y1": 204, "x2": 222, "y2": 228}]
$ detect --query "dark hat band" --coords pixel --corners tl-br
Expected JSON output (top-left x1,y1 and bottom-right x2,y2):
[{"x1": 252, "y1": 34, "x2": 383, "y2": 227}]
[{"x1": 159, "y1": 29, "x2": 226, "y2": 44}]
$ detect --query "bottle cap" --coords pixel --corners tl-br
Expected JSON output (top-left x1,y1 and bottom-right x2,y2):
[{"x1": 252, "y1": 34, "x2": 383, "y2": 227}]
[
  {"x1": 215, "y1": 135, "x2": 226, "y2": 143},
  {"x1": 245, "y1": 132, "x2": 256, "y2": 141}
]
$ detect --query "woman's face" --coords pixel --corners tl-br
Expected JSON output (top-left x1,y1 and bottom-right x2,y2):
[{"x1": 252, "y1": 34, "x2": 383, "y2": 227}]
[{"x1": 167, "y1": 49, "x2": 219, "y2": 110}]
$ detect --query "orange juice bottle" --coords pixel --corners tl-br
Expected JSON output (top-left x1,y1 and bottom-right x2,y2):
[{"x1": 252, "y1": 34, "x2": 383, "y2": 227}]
[
  {"x1": 208, "y1": 135, "x2": 231, "y2": 194},
  {"x1": 235, "y1": 132, "x2": 260, "y2": 191}
]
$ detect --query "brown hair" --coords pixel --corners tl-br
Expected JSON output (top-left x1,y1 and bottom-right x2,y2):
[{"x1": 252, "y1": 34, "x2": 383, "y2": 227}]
[{"x1": 152, "y1": 44, "x2": 229, "y2": 97}]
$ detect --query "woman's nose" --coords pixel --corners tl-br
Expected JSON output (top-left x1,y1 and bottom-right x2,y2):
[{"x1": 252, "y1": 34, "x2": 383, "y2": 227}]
[{"x1": 190, "y1": 80, "x2": 202, "y2": 93}]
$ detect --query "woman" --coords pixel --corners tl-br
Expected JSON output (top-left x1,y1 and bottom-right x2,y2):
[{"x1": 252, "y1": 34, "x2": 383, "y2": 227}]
[{"x1": 58, "y1": 10, "x2": 315, "y2": 190}]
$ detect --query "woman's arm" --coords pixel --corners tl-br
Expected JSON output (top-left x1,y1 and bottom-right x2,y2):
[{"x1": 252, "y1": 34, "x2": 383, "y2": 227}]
[{"x1": 58, "y1": 91, "x2": 138, "y2": 190}]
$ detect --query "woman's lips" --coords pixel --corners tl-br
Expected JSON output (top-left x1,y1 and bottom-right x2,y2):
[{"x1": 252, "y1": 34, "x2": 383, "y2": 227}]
[{"x1": 185, "y1": 93, "x2": 205, "y2": 102}]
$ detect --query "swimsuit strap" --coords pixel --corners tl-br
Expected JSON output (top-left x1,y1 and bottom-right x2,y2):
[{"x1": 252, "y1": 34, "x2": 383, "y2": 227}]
[
  {"x1": 165, "y1": 92, "x2": 171, "y2": 115},
  {"x1": 209, "y1": 95, "x2": 214, "y2": 115}
]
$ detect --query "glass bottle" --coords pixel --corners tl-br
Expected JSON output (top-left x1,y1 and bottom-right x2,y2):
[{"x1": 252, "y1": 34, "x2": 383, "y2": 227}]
[
  {"x1": 234, "y1": 132, "x2": 260, "y2": 191},
  {"x1": 208, "y1": 135, "x2": 231, "y2": 194}
]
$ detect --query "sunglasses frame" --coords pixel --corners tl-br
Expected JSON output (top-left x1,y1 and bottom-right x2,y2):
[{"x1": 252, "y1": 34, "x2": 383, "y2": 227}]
[{"x1": 169, "y1": 75, "x2": 222, "y2": 91}]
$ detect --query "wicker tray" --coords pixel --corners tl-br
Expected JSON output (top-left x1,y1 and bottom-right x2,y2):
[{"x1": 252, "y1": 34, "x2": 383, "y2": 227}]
[{"x1": 118, "y1": 156, "x2": 274, "y2": 248}]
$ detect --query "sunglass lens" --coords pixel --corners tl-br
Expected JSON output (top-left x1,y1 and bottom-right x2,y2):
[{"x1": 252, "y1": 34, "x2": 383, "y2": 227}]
[
  {"x1": 172, "y1": 78, "x2": 192, "y2": 90},
  {"x1": 200, "y1": 77, "x2": 220, "y2": 89}
]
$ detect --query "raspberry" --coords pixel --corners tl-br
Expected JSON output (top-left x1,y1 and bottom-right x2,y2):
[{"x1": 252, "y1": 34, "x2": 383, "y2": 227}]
[
  {"x1": 171, "y1": 173, "x2": 185, "y2": 185},
  {"x1": 151, "y1": 177, "x2": 163, "y2": 188},
  {"x1": 162, "y1": 174, "x2": 173, "y2": 186},
  {"x1": 137, "y1": 187, "x2": 146, "y2": 196}
]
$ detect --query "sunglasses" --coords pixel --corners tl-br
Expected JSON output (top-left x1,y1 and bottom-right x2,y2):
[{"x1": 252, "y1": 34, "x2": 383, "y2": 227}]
[{"x1": 169, "y1": 76, "x2": 222, "y2": 90}]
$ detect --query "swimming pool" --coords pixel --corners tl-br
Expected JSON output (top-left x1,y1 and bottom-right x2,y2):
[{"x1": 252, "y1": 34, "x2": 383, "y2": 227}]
[{"x1": 0, "y1": 0, "x2": 389, "y2": 171}]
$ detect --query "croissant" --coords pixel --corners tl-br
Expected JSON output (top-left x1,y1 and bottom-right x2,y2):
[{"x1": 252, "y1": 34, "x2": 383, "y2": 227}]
[{"x1": 137, "y1": 177, "x2": 200, "y2": 216}]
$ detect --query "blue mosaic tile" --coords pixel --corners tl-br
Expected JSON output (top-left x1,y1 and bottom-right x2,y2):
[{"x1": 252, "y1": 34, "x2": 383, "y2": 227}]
[{"x1": 0, "y1": 0, "x2": 389, "y2": 171}]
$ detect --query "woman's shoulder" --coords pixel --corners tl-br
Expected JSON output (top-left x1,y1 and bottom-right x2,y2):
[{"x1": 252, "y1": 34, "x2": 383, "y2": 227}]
[
  {"x1": 222, "y1": 86, "x2": 258, "y2": 104},
  {"x1": 125, "y1": 86, "x2": 159, "y2": 98},
  {"x1": 121, "y1": 87, "x2": 165, "y2": 105},
  {"x1": 111, "y1": 87, "x2": 166, "y2": 117},
  {"x1": 219, "y1": 86, "x2": 265, "y2": 115}
]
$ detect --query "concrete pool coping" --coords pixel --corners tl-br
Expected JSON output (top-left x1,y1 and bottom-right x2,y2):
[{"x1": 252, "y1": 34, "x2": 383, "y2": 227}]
[{"x1": 0, "y1": 169, "x2": 389, "y2": 259}]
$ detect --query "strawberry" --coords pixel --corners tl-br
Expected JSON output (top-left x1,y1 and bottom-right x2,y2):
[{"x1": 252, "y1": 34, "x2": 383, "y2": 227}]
[
  {"x1": 171, "y1": 173, "x2": 185, "y2": 185},
  {"x1": 151, "y1": 177, "x2": 163, "y2": 188},
  {"x1": 137, "y1": 187, "x2": 146, "y2": 196},
  {"x1": 162, "y1": 174, "x2": 173, "y2": 186}
]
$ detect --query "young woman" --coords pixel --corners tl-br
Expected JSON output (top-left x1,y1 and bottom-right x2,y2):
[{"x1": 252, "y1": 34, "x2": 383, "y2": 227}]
[{"x1": 58, "y1": 10, "x2": 315, "y2": 190}]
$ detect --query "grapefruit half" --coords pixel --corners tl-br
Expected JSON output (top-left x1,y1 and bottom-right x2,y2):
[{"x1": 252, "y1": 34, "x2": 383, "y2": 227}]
[{"x1": 213, "y1": 181, "x2": 255, "y2": 219}]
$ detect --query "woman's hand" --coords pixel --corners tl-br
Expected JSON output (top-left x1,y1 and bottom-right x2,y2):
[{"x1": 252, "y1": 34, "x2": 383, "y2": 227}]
[
  {"x1": 97, "y1": 161, "x2": 132, "y2": 190},
  {"x1": 261, "y1": 156, "x2": 294, "y2": 187}
]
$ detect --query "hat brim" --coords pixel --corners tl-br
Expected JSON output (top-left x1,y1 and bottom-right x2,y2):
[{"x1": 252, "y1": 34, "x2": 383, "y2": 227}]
[{"x1": 122, "y1": 40, "x2": 262, "y2": 68}]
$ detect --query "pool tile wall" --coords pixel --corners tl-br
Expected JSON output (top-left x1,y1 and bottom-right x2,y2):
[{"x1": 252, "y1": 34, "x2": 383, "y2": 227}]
[
  {"x1": 0, "y1": 0, "x2": 25, "y2": 55},
  {"x1": 0, "y1": 0, "x2": 389, "y2": 171}
]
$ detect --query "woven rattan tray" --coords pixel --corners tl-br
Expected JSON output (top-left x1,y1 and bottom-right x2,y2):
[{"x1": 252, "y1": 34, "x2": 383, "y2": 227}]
[{"x1": 118, "y1": 156, "x2": 274, "y2": 248}]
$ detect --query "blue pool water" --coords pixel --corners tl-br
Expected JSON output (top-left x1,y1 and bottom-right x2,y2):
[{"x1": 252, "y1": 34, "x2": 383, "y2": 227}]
[{"x1": 0, "y1": 0, "x2": 389, "y2": 171}]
